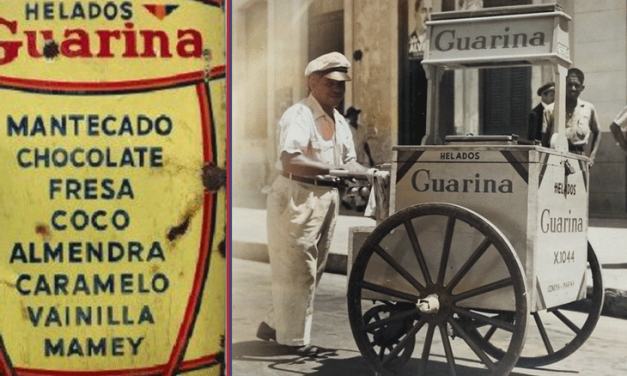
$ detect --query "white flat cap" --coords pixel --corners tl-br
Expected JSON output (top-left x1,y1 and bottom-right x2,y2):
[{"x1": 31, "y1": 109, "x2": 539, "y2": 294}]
[{"x1": 304, "y1": 52, "x2": 351, "y2": 81}]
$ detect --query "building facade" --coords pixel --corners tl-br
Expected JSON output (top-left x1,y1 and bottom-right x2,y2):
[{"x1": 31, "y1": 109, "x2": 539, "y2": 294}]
[{"x1": 232, "y1": 0, "x2": 627, "y2": 217}]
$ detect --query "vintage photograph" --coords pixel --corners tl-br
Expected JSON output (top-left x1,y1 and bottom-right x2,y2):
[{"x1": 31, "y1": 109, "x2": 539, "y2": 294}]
[{"x1": 231, "y1": 1, "x2": 627, "y2": 375}]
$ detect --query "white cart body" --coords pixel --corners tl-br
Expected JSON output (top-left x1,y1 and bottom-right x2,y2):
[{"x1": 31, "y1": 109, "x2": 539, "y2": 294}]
[
  {"x1": 389, "y1": 143, "x2": 589, "y2": 312},
  {"x1": 349, "y1": 5, "x2": 589, "y2": 313}
]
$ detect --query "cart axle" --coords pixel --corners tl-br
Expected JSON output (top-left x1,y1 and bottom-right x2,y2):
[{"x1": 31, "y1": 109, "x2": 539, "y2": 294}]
[{"x1": 417, "y1": 294, "x2": 440, "y2": 314}]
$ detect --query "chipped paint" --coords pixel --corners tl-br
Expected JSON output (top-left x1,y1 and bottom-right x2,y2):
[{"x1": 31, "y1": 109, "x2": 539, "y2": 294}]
[
  {"x1": 167, "y1": 193, "x2": 204, "y2": 243},
  {"x1": 0, "y1": 270, "x2": 17, "y2": 288},
  {"x1": 42, "y1": 40, "x2": 60, "y2": 60},
  {"x1": 202, "y1": 163, "x2": 227, "y2": 192}
]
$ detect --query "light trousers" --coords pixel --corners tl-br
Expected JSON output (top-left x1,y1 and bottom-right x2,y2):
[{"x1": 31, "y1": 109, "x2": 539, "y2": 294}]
[{"x1": 265, "y1": 175, "x2": 339, "y2": 346}]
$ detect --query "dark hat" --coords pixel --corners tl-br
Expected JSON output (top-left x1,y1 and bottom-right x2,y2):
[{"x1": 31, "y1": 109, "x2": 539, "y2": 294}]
[
  {"x1": 345, "y1": 106, "x2": 361, "y2": 117},
  {"x1": 567, "y1": 67, "x2": 585, "y2": 83},
  {"x1": 305, "y1": 52, "x2": 351, "y2": 81},
  {"x1": 537, "y1": 82, "x2": 555, "y2": 96}
]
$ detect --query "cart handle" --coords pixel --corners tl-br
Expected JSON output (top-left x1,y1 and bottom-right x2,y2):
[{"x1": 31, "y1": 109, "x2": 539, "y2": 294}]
[{"x1": 328, "y1": 169, "x2": 369, "y2": 180}]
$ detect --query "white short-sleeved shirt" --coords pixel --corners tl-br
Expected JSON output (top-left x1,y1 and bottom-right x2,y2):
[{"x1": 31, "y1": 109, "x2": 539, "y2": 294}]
[
  {"x1": 543, "y1": 98, "x2": 598, "y2": 147},
  {"x1": 613, "y1": 105, "x2": 627, "y2": 132},
  {"x1": 275, "y1": 94, "x2": 356, "y2": 170}
]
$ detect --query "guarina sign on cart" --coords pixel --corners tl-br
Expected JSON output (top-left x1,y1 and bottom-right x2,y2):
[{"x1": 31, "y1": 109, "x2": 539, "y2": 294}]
[
  {"x1": 425, "y1": 11, "x2": 571, "y2": 64},
  {"x1": 0, "y1": 1, "x2": 226, "y2": 375}
]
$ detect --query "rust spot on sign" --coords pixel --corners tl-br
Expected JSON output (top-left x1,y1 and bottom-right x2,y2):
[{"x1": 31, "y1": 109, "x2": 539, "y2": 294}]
[
  {"x1": 167, "y1": 214, "x2": 191, "y2": 242},
  {"x1": 218, "y1": 238, "x2": 226, "y2": 258},
  {"x1": 20, "y1": 301, "x2": 29, "y2": 321},
  {"x1": 167, "y1": 193, "x2": 203, "y2": 243},
  {"x1": 217, "y1": 334, "x2": 225, "y2": 375},
  {"x1": 43, "y1": 39, "x2": 60, "y2": 59},
  {"x1": 35, "y1": 223, "x2": 50, "y2": 240},
  {"x1": 202, "y1": 163, "x2": 226, "y2": 191}
]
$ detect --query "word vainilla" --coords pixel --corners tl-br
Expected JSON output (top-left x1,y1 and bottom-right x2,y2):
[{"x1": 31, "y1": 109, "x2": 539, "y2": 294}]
[{"x1": 28, "y1": 304, "x2": 154, "y2": 327}]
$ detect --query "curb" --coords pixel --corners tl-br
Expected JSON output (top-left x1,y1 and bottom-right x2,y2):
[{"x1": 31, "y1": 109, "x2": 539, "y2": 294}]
[{"x1": 233, "y1": 241, "x2": 627, "y2": 319}]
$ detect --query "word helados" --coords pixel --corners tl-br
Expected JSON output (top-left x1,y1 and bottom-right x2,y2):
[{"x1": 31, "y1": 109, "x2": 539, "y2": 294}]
[{"x1": 24, "y1": 1, "x2": 134, "y2": 21}]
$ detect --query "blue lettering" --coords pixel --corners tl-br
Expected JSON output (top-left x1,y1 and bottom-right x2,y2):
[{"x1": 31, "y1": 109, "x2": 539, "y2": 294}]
[
  {"x1": 45, "y1": 338, "x2": 64, "y2": 356},
  {"x1": 7, "y1": 114, "x2": 172, "y2": 137},
  {"x1": 51, "y1": 209, "x2": 131, "y2": 231},
  {"x1": 7, "y1": 115, "x2": 27, "y2": 136},
  {"x1": 25, "y1": 2, "x2": 38, "y2": 20}
]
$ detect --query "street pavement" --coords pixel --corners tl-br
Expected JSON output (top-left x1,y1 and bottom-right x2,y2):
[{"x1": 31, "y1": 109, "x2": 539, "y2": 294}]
[
  {"x1": 232, "y1": 206, "x2": 627, "y2": 374},
  {"x1": 232, "y1": 258, "x2": 627, "y2": 376}
]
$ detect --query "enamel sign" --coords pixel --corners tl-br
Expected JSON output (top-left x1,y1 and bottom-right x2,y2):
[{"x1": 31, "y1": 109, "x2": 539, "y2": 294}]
[{"x1": 0, "y1": 1, "x2": 226, "y2": 375}]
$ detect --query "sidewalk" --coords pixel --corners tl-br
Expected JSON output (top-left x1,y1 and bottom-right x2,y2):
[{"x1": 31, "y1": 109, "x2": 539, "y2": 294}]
[
  {"x1": 232, "y1": 207, "x2": 376, "y2": 275},
  {"x1": 233, "y1": 206, "x2": 627, "y2": 317},
  {"x1": 233, "y1": 258, "x2": 627, "y2": 376}
]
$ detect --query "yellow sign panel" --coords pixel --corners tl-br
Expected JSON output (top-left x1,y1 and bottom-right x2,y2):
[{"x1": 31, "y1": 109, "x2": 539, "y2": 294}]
[{"x1": 0, "y1": 1, "x2": 226, "y2": 375}]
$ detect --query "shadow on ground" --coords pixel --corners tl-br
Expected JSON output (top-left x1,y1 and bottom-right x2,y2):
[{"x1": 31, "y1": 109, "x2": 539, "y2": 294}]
[
  {"x1": 233, "y1": 341, "x2": 579, "y2": 376},
  {"x1": 232, "y1": 340, "x2": 346, "y2": 375}
]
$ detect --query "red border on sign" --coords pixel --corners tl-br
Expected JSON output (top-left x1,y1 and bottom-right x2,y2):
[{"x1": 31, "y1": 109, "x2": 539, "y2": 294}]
[
  {"x1": 225, "y1": 0, "x2": 232, "y2": 373},
  {"x1": 1, "y1": 80, "x2": 223, "y2": 376},
  {"x1": 0, "y1": 66, "x2": 226, "y2": 95},
  {"x1": 162, "y1": 82, "x2": 216, "y2": 375},
  {"x1": 14, "y1": 353, "x2": 219, "y2": 376}
]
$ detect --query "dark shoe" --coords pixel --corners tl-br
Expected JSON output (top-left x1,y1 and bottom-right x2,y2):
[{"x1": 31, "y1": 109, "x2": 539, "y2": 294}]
[{"x1": 256, "y1": 321, "x2": 276, "y2": 341}]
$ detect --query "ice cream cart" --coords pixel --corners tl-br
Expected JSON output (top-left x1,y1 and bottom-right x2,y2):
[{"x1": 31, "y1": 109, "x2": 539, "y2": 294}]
[{"x1": 346, "y1": 4, "x2": 604, "y2": 376}]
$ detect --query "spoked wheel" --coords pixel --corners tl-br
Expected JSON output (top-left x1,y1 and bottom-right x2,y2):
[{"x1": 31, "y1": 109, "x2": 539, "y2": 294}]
[
  {"x1": 362, "y1": 302, "x2": 417, "y2": 370},
  {"x1": 347, "y1": 203, "x2": 529, "y2": 376},
  {"x1": 465, "y1": 242, "x2": 603, "y2": 368}
]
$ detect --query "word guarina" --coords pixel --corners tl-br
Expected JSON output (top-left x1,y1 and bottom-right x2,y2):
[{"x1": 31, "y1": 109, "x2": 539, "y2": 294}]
[
  {"x1": 411, "y1": 169, "x2": 513, "y2": 193},
  {"x1": 0, "y1": 18, "x2": 203, "y2": 65},
  {"x1": 433, "y1": 27, "x2": 546, "y2": 51}
]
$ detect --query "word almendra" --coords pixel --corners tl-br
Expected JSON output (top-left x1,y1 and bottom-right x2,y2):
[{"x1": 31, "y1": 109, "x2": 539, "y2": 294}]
[{"x1": 0, "y1": 18, "x2": 203, "y2": 65}]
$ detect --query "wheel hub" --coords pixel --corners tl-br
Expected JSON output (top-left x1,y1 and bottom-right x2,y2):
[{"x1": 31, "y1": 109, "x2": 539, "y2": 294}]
[{"x1": 417, "y1": 293, "x2": 440, "y2": 314}]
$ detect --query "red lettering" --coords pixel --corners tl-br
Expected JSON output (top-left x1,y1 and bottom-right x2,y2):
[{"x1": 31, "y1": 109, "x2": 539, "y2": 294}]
[
  {"x1": 140, "y1": 30, "x2": 171, "y2": 57},
  {"x1": 177, "y1": 29, "x2": 202, "y2": 57},
  {"x1": 96, "y1": 30, "x2": 121, "y2": 57},
  {"x1": 0, "y1": 18, "x2": 22, "y2": 64},
  {"x1": 121, "y1": 22, "x2": 138, "y2": 57},
  {"x1": 0, "y1": 19, "x2": 203, "y2": 65},
  {"x1": 61, "y1": 28, "x2": 92, "y2": 57},
  {"x1": 25, "y1": 30, "x2": 53, "y2": 58}
]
